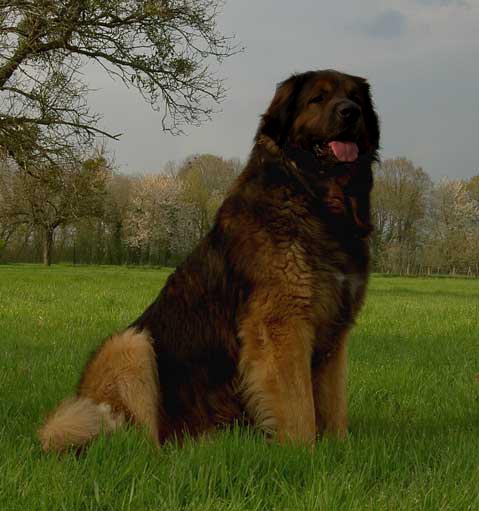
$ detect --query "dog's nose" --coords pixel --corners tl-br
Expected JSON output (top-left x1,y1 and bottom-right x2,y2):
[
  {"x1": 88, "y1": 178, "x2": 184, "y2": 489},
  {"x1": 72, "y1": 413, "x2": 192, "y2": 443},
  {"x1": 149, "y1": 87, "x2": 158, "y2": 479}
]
[{"x1": 337, "y1": 101, "x2": 361, "y2": 123}]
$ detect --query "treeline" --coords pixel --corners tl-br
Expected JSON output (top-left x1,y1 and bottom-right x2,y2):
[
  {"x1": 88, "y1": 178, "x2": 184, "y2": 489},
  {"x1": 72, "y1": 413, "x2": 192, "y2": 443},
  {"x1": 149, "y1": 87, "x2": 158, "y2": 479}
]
[
  {"x1": 0, "y1": 153, "x2": 242, "y2": 266},
  {"x1": 0, "y1": 0, "x2": 239, "y2": 266},
  {"x1": 372, "y1": 158, "x2": 479, "y2": 276},
  {"x1": 1, "y1": 154, "x2": 478, "y2": 275}
]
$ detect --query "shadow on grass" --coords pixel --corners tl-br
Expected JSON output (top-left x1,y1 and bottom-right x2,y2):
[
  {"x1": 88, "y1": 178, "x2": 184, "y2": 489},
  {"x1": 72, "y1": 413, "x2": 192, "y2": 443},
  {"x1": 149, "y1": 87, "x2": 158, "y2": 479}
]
[
  {"x1": 370, "y1": 287, "x2": 479, "y2": 300},
  {"x1": 350, "y1": 411, "x2": 479, "y2": 438}
]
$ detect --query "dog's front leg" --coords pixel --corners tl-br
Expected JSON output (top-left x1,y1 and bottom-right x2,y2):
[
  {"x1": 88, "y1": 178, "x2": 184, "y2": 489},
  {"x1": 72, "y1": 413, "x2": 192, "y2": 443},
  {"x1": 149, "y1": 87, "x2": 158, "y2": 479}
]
[
  {"x1": 312, "y1": 333, "x2": 349, "y2": 438},
  {"x1": 239, "y1": 315, "x2": 316, "y2": 445}
]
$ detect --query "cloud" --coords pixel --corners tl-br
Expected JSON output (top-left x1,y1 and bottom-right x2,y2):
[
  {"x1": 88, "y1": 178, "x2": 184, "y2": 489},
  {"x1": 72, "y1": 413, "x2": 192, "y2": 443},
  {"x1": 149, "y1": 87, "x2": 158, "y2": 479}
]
[
  {"x1": 358, "y1": 9, "x2": 408, "y2": 39},
  {"x1": 415, "y1": 0, "x2": 469, "y2": 7}
]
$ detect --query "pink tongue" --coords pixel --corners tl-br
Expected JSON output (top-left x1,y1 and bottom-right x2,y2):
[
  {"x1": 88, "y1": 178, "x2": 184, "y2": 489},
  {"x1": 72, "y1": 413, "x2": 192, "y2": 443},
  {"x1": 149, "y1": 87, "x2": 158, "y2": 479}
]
[{"x1": 328, "y1": 141, "x2": 359, "y2": 162}]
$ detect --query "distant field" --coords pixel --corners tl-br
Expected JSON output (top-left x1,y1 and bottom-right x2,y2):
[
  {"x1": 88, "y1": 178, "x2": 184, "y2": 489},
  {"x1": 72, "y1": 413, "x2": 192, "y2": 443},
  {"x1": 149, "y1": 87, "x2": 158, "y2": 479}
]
[{"x1": 0, "y1": 265, "x2": 478, "y2": 511}]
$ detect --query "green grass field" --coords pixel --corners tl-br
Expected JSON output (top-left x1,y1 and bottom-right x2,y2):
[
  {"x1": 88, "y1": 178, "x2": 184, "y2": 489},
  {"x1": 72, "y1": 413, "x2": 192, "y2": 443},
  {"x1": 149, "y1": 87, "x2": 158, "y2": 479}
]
[{"x1": 1, "y1": 265, "x2": 478, "y2": 510}]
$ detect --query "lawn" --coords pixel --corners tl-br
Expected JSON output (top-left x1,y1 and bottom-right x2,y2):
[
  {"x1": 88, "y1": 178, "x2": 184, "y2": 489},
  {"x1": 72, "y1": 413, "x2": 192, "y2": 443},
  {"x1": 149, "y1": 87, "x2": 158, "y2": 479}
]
[{"x1": 0, "y1": 265, "x2": 478, "y2": 510}]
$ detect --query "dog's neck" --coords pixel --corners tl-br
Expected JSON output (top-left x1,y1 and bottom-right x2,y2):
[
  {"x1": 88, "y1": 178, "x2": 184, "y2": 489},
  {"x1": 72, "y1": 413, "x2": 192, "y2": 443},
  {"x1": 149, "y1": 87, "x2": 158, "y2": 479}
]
[
  {"x1": 282, "y1": 142, "x2": 328, "y2": 176},
  {"x1": 255, "y1": 134, "x2": 374, "y2": 238}
]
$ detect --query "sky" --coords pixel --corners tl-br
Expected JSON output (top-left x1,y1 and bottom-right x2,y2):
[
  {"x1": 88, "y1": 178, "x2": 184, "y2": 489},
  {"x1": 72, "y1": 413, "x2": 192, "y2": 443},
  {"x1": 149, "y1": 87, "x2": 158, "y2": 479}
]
[{"x1": 86, "y1": 0, "x2": 479, "y2": 180}]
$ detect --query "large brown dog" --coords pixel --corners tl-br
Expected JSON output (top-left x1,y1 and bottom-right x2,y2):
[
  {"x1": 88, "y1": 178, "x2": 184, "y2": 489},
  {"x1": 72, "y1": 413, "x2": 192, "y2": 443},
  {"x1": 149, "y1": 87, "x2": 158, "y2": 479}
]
[{"x1": 39, "y1": 69, "x2": 380, "y2": 451}]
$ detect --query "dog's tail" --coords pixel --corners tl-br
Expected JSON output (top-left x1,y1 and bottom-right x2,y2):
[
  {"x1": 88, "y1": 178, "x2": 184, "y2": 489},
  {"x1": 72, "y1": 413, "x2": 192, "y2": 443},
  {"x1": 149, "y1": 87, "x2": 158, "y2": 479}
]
[
  {"x1": 38, "y1": 397, "x2": 123, "y2": 452},
  {"x1": 38, "y1": 328, "x2": 160, "y2": 453}
]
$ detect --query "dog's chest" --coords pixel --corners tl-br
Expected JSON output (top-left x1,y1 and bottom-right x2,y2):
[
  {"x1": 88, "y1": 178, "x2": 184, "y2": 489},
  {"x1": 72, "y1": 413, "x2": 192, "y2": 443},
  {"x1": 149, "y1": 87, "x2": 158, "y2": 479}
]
[
  {"x1": 334, "y1": 271, "x2": 366, "y2": 307},
  {"x1": 311, "y1": 267, "x2": 366, "y2": 317},
  {"x1": 309, "y1": 266, "x2": 368, "y2": 360}
]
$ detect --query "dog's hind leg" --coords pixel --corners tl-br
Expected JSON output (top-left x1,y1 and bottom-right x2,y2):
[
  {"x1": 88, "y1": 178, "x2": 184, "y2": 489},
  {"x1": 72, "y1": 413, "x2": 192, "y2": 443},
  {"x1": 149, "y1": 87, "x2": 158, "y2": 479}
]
[{"x1": 38, "y1": 328, "x2": 161, "y2": 452}]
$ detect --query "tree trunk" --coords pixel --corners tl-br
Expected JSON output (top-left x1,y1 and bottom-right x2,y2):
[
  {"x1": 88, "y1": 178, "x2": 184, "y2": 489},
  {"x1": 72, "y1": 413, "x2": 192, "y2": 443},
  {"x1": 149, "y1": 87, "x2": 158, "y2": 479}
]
[{"x1": 43, "y1": 227, "x2": 54, "y2": 266}]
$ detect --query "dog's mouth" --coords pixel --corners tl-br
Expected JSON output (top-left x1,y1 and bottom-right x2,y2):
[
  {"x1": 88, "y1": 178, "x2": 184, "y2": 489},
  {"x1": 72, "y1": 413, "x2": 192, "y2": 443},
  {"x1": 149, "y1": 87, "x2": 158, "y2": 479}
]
[{"x1": 313, "y1": 140, "x2": 359, "y2": 163}]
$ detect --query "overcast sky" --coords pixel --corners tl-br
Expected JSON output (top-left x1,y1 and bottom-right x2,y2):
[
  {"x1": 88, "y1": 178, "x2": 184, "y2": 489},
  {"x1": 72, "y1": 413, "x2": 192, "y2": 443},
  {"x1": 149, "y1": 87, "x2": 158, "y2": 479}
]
[{"x1": 86, "y1": 0, "x2": 479, "y2": 180}]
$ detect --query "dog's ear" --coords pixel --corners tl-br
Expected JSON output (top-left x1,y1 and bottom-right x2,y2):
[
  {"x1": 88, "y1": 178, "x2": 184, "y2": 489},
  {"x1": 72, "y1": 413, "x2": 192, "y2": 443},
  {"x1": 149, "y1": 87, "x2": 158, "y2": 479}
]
[
  {"x1": 257, "y1": 72, "x2": 313, "y2": 147},
  {"x1": 359, "y1": 79, "x2": 380, "y2": 154}
]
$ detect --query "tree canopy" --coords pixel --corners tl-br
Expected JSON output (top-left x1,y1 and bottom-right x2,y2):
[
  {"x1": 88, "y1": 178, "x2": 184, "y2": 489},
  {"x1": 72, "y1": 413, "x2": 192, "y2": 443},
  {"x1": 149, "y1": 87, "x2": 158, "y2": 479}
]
[
  {"x1": 0, "y1": 1, "x2": 239, "y2": 164},
  {"x1": 0, "y1": 149, "x2": 109, "y2": 264}
]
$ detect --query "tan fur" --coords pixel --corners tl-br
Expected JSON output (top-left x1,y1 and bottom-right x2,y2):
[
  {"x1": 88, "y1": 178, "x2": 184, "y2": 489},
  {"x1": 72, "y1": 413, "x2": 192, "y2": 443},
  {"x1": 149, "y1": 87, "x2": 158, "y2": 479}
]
[
  {"x1": 39, "y1": 70, "x2": 379, "y2": 451},
  {"x1": 233, "y1": 212, "x2": 356, "y2": 444},
  {"x1": 38, "y1": 397, "x2": 124, "y2": 452},
  {"x1": 239, "y1": 316, "x2": 316, "y2": 444},
  {"x1": 237, "y1": 236, "x2": 317, "y2": 444},
  {"x1": 39, "y1": 328, "x2": 161, "y2": 451},
  {"x1": 313, "y1": 336, "x2": 349, "y2": 438},
  {"x1": 78, "y1": 327, "x2": 161, "y2": 445}
]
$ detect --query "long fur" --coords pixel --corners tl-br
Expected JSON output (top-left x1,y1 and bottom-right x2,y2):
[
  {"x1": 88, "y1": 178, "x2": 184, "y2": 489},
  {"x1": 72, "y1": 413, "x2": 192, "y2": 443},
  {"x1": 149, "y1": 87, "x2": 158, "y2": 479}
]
[
  {"x1": 39, "y1": 328, "x2": 159, "y2": 451},
  {"x1": 38, "y1": 397, "x2": 123, "y2": 452},
  {"x1": 39, "y1": 69, "x2": 380, "y2": 451}
]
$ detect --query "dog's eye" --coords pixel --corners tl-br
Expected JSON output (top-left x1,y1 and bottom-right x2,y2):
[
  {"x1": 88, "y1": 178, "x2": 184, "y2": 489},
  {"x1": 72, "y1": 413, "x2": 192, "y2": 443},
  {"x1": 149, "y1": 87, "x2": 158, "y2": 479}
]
[{"x1": 309, "y1": 94, "x2": 325, "y2": 104}]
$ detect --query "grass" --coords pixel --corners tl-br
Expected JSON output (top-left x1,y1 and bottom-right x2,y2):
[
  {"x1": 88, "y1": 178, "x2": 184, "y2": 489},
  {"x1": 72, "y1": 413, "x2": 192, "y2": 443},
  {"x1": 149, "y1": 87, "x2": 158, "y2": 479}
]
[{"x1": 0, "y1": 264, "x2": 478, "y2": 510}]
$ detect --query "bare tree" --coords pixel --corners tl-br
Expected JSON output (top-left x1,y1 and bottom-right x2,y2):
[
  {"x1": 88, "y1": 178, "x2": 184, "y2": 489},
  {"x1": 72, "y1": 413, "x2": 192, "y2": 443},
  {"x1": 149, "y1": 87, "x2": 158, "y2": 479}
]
[
  {"x1": 371, "y1": 157, "x2": 432, "y2": 272},
  {"x1": 177, "y1": 153, "x2": 238, "y2": 240},
  {"x1": 424, "y1": 178, "x2": 479, "y2": 271},
  {"x1": 0, "y1": 1, "x2": 240, "y2": 163},
  {"x1": 112, "y1": 154, "x2": 241, "y2": 264},
  {"x1": 102, "y1": 172, "x2": 133, "y2": 263},
  {"x1": 465, "y1": 175, "x2": 479, "y2": 205},
  {"x1": 124, "y1": 173, "x2": 192, "y2": 264},
  {"x1": 0, "y1": 150, "x2": 109, "y2": 265}
]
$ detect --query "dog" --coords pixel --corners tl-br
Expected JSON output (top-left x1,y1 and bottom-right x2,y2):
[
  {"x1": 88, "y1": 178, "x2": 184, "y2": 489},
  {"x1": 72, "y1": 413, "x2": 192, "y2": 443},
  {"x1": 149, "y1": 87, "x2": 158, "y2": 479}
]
[{"x1": 39, "y1": 69, "x2": 380, "y2": 451}]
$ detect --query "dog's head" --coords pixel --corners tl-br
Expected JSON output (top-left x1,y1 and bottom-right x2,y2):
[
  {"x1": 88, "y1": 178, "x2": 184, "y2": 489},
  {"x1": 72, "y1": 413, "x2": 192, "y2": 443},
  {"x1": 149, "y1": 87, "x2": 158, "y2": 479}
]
[{"x1": 257, "y1": 69, "x2": 380, "y2": 165}]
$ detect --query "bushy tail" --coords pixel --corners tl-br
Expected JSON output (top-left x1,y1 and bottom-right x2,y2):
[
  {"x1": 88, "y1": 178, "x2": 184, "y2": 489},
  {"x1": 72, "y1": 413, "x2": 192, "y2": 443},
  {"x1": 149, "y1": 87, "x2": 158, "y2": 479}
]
[
  {"x1": 38, "y1": 396, "x2": 123, "y2": 453},
  {"x1": 38, "y1": 328, "x2": 160, "y2": 453}
]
